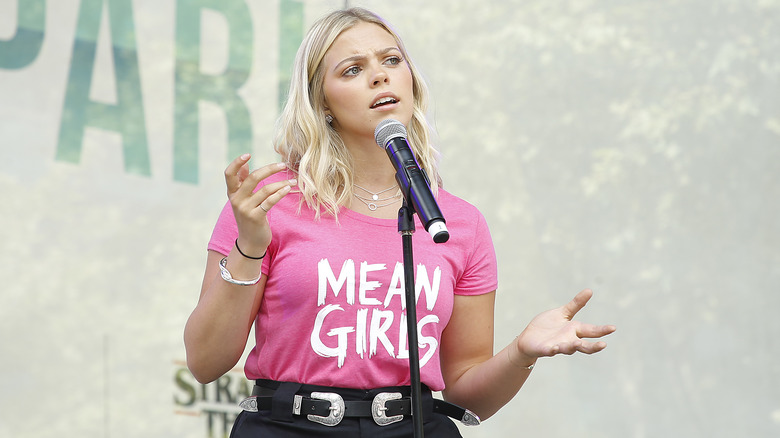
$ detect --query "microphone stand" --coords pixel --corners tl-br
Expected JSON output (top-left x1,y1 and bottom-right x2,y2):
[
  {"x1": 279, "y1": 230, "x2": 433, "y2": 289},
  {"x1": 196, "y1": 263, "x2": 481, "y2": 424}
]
[{"x1": 397, "y1": 199, "x2": 425, "y2": 438}]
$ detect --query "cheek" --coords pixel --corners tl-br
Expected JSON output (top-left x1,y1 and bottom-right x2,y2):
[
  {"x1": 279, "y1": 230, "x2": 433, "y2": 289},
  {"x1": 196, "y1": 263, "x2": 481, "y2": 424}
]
[
  {"x1": 325, "y1": 83, "x2": 360, "y2": 114},
  {"x1": 398, "y1": 70, "x2": 415, "y2": 101}
]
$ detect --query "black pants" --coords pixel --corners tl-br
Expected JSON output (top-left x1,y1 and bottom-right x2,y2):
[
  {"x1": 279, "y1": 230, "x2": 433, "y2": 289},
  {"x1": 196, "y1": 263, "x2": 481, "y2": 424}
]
[{"x1": 229, "y1": 381, "x2": 463, "y2": 438}]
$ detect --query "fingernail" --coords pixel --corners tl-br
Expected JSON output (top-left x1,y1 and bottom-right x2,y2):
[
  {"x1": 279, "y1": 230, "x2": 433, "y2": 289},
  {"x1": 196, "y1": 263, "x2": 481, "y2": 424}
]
[
  {"x1": 277, "y1": 162, "x2": 286, "y2": 168},
  {"x1": 241, "y1": 153, "x2": 251, "y2": 160},
  {"x1": 289, "y1": 178, "x2": 297, "y2": 185}
]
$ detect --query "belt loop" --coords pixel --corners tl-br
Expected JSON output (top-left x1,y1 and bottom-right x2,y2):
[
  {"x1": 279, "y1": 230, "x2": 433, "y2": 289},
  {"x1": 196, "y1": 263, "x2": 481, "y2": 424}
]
[
  {"x1": 421, "y1": 385, "x2": 435, "y2": 416},
  {"x1": 270, "y1": 381, "x2": 302, "y2": 423}
]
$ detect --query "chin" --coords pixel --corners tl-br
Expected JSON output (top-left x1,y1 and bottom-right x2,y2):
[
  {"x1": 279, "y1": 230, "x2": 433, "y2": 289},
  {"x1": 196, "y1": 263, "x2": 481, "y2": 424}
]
[{"x1": 379, "y1": 112, "x2": 413, "y2": 127}]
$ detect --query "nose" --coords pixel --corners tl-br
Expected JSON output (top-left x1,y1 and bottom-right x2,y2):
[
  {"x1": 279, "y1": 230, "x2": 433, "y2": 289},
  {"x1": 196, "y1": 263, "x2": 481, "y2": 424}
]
[{"x1": 370, "y1": 66, "x2": 389, "y2": 87}]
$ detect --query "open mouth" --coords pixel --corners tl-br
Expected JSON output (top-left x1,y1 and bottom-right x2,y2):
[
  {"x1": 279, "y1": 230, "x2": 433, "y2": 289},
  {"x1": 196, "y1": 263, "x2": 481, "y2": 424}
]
[{"x1": 371, "y1": 97, "x2": 398, "y2": 108}]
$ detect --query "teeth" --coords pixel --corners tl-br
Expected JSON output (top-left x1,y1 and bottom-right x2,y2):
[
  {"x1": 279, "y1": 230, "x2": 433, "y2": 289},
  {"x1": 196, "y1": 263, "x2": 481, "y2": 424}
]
[{"x1": 372, "y1": 97, "x2": 397, "y2": 108}]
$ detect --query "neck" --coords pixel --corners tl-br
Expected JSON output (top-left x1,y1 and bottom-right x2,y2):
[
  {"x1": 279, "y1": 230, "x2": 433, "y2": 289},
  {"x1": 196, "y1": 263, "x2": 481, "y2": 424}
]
[
  {"x1": 353, "y1": 163, "x2": 397, "y2": 192},
  {"x1": 341, "y1": 134, "x2": 397, "y2": 190},
  {"x1": 341, "y1": 137, "x2": 403, "y2": 217}
]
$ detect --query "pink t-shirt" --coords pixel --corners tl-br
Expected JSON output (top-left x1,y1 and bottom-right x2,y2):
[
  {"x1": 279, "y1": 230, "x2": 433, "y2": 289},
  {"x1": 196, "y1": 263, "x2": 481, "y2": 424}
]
[{"x1": 208, "y1": 171, "x2": 497, "y2": 391}]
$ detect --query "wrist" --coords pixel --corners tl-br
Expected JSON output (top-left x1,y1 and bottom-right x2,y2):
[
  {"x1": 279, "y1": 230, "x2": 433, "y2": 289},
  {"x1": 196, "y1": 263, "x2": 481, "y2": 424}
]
[
  {"x1": 234, "y1": 238, "x2": 267, "y2": 260},
  {"x1": 508, "y1": 336, "x2": 537, "y2": 370}
]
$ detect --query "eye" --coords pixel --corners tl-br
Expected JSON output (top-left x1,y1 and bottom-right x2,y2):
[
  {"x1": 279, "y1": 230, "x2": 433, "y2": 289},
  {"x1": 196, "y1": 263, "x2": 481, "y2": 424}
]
[
  {"x1": 343, "y1": 65, "x2": 361, "y2": 77},
  {"x1": 384, "y1": 56, "x2": 403, "y2": 66}
]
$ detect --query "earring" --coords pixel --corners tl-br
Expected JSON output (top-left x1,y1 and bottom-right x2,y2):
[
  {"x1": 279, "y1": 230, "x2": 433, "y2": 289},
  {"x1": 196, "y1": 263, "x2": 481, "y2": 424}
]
[{"x1": 325, "y1": 114, "x2": 334, "y2": 124}]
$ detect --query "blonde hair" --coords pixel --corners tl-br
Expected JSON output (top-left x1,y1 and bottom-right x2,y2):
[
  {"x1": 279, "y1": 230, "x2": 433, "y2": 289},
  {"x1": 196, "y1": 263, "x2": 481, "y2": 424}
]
[{"x1": 274, "y1": 7, "x2": 441, "y2": 218}]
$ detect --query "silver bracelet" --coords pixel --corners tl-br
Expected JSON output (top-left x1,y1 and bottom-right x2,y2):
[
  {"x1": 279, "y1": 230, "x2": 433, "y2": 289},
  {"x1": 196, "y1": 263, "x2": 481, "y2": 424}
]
[{"x1": 219, "y1": 257, "x2": 262, "y2": 286}]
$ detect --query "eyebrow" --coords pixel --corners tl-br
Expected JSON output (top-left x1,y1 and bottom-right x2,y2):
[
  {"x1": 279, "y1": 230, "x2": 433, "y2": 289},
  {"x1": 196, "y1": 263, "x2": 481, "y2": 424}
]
[{"x1": 332, "y1": 47, "x2": 400, "y2": 72}]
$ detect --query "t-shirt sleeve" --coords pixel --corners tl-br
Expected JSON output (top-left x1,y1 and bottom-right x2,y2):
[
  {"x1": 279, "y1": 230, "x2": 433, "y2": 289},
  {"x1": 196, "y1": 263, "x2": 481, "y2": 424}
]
[
  {"x1": 454, "y1": 210, "x2": 498, "y2": 296},
  {"x1": 207, "y1": 201, "x2": 238, "y2": 256}
]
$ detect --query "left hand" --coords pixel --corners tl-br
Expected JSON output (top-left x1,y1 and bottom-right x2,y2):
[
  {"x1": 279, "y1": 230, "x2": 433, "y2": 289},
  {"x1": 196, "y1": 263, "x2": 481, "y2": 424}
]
[{"x1": 513, "y1": 289, "x2": 616, "y2": 364}]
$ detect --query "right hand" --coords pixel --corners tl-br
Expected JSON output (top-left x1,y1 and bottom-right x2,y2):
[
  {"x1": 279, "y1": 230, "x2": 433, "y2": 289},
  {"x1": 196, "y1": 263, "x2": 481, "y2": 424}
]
[{"x1": 225, "y1": 154, "x2": 296, "y2": 257}]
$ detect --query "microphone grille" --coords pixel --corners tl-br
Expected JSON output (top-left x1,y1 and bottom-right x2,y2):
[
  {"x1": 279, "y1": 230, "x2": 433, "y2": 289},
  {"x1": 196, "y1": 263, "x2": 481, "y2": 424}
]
[{"x1": 374, "y1": 119, "x2": 407, "y2": 148}]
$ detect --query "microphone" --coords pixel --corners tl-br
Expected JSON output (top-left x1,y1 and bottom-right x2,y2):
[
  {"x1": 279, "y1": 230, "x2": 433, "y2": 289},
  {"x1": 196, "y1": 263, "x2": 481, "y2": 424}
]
[{"x1": 374, "y1": 119, "x2": 449, "y2": 243}]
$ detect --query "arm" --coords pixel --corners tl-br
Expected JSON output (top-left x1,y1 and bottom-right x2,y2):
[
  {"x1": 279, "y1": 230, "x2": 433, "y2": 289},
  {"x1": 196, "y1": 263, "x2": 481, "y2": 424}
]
[
  {"x1": 440, "y1": 289, "x2": 616, "y2": 421},
  {"x1": 183, "y1": 155, "x2": 295, "y2": 383},
  {"x1": 183, "y1": 249, "x2": 266, "y2": 383}
]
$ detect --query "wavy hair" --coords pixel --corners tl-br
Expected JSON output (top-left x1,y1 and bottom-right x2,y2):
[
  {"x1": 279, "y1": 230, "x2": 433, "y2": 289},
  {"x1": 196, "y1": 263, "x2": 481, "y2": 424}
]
[{"x1": 273, "y1": 7, "x2": 441, "y2": 218}]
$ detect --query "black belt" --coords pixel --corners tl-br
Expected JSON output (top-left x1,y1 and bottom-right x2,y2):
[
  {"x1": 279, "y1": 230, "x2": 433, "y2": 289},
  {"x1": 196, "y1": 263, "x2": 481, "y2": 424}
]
[{"x1": 238, "y1": 381, "x2": 480, "y2": 427}]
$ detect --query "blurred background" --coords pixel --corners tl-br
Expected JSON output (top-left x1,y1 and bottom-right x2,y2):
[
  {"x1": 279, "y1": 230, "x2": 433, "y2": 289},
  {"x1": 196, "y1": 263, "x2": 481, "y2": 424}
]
[{"x1": 1, "y1": 0, "x2": 778, "y2": 436}]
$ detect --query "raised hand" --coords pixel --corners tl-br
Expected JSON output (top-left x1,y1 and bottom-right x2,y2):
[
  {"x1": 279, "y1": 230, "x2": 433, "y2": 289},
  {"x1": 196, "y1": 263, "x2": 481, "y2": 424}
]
[{"x1": 225, "y1": 154, "x2": 296, "y2": 257}]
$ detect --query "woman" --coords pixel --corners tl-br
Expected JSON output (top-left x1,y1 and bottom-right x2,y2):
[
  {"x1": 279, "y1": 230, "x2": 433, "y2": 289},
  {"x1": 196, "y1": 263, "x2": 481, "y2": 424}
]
[{"x1": 184, "y1": 7, "x2": 615, "y2": 437}]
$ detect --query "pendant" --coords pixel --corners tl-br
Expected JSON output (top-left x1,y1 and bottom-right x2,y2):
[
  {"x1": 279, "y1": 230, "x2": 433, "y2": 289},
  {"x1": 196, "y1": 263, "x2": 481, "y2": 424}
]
[
  {"x1": 368, "y1": 203, "x2": 378, "y2": 211},
  {"x1": 372, "y1": 194, "x2": 379, "y2": 200}
]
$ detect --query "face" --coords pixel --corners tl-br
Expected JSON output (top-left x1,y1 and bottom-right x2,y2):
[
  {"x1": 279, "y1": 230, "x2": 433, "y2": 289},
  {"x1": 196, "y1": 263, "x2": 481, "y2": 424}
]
[{"x1": 321, "y1": 22, "x2": 414, "y2": 146}]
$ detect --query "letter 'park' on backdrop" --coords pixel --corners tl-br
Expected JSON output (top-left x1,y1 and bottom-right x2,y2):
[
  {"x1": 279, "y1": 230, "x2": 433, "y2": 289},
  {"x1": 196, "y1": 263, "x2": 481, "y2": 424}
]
[{"x1": 0, "y1": 0, "x2": 305, "y2": 183}]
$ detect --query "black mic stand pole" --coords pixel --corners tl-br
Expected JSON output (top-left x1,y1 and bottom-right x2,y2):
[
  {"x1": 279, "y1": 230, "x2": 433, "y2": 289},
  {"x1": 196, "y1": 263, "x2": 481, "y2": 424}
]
[{"x1": 397, "y1": 199, "x2": 425, "y2": 438}]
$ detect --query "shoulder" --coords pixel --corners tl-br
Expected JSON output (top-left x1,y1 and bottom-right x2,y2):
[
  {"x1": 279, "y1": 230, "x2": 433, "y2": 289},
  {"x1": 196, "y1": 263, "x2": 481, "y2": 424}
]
[
  {"x1": 437, "y1": 188, "x2": 486, "y2": 221},
  {"x1": 435, "y1": 188, "x2": 494, "y2": 247}
]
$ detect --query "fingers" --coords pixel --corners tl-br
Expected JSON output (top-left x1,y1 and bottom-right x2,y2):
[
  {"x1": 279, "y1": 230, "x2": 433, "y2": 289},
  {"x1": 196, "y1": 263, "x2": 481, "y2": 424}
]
[
  {"x1": 560, "y1": 321, "x2": 615, "y2": 354},
  {"x1": 224, "y1": 156, "x2": 295, "y2": 248},
  {"x1": 250, "y1": 180, "x2": 293, "y2": 214},
  {"x1": 557, "y1": 341, "x2": 607, "y2": 355},
  {"x1": 521, "y1": 289, "x2": 616, "y2": 361},
  {"x1": 232, "y1": 176, "x2": 296, "y2": 223},
  {"x1": 562, "y1": 288, "x2": 593, "y2": 320},
  {"x1": 577, "y1": 323, "x2": 617, "y2": 339},
  {"x1": 224, "y1": 154, "x2": 252, "y2": 196},
  {"x1": 547, "y1": 339, "x2": 608, "y2": 356},
  {"x1": 225, "y1": 155, "x2": 288, "y2": 199}
]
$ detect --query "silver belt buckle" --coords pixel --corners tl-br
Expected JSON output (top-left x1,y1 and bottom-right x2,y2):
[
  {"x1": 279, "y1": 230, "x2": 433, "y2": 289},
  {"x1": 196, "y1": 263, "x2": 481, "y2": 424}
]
[
  {"x1": 307, "y1": 392, "x2": 345, "y2": 426},
  {"x1": 371, "y1": 392, "x2": 404, "y2": 426},
  {"x1": 460, "y1": 408, "x2": 481, "y2": 426},
  {"x1": 238, "y1": 396, "x2": 258, "y2": 412}
]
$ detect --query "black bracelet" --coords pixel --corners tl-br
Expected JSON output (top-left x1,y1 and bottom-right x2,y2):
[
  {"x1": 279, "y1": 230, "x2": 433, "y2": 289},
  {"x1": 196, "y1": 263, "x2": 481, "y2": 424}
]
[{"x1": 235, "y1": 239, "x2": 267, "y2": 260}]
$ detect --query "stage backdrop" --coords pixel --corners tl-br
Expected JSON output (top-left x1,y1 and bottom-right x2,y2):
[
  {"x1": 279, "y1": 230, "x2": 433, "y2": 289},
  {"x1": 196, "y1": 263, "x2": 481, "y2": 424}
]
[{"x1": 1, "y1": 0, "x2": 778, "y2": 437}]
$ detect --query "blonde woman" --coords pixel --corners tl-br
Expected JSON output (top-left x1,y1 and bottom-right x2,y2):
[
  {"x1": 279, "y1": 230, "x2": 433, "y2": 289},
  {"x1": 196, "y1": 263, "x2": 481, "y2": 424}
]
[{"x1": 184, "y1": 7, "x2": 615, "y2": 437}]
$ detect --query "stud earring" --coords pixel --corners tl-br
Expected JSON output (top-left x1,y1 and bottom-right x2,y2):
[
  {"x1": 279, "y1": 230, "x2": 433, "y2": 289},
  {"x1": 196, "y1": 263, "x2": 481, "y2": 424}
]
[{"x1": 325, "y1": 114, "x2": 334, "y2": 124}]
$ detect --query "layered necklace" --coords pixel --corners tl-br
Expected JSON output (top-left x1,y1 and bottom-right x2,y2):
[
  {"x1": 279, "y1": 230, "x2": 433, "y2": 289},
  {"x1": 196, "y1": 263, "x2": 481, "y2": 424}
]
[{"x1": 352, "y1": 183, "x2": 402, "y2": 211}]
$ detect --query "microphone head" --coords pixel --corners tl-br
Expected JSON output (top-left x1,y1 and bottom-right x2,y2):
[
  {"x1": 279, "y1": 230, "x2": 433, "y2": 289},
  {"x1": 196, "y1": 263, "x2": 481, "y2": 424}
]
[{"x1": 374, "y1": 119, "x2": 407, "y2": 148}]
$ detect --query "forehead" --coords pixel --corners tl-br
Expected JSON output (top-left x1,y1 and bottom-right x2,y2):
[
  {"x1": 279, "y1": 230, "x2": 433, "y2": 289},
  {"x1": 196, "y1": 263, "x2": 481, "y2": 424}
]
[{"x1": 325, "y1": 22, "x2": 399, "y2": 61}]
